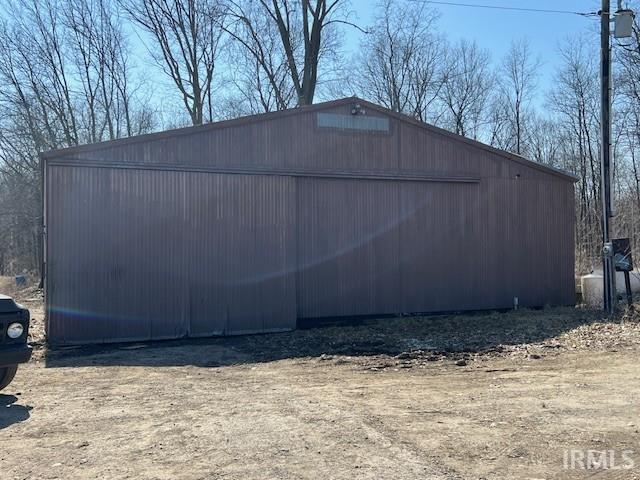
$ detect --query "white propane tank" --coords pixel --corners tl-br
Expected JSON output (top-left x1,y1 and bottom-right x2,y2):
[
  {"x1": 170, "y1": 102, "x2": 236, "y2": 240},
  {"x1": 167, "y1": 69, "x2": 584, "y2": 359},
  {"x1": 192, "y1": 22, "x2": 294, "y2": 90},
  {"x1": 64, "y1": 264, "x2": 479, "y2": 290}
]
[
  {"x1": 581, "y1": 269, "x2": 640, "y2": 308},
  {"x1": 581, "y1": 272, "x2": 604, "y2": 308}
]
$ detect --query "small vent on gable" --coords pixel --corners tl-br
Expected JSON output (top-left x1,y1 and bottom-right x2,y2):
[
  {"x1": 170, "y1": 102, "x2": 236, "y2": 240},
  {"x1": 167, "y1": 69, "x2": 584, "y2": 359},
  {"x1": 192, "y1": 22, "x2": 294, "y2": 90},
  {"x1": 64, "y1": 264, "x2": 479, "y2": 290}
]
[{"x1": 317, "y1": 112, "x2": 390, "y2": 132}]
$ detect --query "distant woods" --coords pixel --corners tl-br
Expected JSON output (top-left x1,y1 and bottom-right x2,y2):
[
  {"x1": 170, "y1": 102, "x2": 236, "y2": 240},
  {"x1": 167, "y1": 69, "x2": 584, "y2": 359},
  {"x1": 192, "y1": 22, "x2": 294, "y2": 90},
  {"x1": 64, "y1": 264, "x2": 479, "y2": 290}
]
[{"x1": 0, "y1": 0, "x2": 639, "y2": 276}]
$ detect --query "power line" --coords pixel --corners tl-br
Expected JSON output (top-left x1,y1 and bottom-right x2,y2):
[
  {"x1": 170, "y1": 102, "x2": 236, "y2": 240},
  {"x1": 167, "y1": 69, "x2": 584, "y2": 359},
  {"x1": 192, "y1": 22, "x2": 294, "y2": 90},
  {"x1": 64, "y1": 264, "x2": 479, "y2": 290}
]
[{"x1": 417, "y1": 1, "x2": 599, "y2": 17}]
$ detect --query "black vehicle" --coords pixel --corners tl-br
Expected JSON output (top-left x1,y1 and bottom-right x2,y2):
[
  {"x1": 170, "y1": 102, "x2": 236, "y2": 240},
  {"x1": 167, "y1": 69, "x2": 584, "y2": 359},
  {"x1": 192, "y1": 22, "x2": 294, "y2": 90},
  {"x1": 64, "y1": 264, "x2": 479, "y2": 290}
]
[{"x1": 0, "y1": 294, "x2": 32, "y2": 390}]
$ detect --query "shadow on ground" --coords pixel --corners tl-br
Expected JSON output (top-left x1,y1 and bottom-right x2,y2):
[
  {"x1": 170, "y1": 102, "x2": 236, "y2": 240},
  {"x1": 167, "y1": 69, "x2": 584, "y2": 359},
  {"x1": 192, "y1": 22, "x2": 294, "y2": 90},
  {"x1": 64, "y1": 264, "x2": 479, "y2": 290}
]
[
  {"x1": 0, "y1": 394, "x2": 31, "y2": 429},
  {"x1": 43, "y1": 307, "x2": 608, "y2": 369}
]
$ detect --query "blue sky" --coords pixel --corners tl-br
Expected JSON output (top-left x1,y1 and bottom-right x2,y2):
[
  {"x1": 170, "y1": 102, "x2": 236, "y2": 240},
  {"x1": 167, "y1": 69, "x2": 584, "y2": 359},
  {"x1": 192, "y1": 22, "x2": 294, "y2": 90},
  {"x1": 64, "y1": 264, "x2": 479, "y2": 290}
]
[{"x1": 344, "y1": 0, "x2": 602, "y2": 93}]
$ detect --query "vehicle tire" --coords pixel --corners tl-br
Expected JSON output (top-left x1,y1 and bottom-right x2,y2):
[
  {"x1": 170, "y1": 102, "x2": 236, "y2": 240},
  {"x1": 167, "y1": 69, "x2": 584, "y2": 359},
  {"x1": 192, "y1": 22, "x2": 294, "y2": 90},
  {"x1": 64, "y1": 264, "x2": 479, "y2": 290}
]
[{"x1": 0, "y1": 365, "x2": 18, "y2": 391}]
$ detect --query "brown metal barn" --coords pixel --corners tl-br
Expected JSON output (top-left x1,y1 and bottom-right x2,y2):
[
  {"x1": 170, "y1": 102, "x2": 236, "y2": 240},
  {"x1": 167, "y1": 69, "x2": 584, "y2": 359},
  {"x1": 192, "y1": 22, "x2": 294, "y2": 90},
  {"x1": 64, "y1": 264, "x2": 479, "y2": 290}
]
[{"x1": 42, "y1": 97, "x2": 576, "y2": 345}]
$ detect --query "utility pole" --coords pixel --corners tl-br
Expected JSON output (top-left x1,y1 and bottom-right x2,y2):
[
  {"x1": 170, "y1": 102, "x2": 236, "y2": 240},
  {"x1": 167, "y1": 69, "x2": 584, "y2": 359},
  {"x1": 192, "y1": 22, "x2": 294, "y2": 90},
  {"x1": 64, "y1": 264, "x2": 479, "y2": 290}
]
[
  {"x1": 599, "y1": 1, "x2": 636, "y2": 313},
  {"x1": 600, "y1": 0, "x2": 616, "y2": 314}
]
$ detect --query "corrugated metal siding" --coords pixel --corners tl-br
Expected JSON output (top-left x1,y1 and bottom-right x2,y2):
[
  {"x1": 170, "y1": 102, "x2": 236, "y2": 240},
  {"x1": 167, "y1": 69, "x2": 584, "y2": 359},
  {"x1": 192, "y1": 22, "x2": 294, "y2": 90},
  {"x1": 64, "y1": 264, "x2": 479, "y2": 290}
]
[
  {"x1": 47, "y1": 166, "x2": 296, "y2": 344},
  {"x1": 296, "y1": 178, "x2": 402, "y2": 317},
  {"x1": 473, "y1": 177, "x2": 575, "y2": 310},
  {"x1": 295, "y1": 178, "x2": 483, "y2": 318},
  {"x1": 44, "y1": 98, "x2": 575, "y2": 344},
  {"x1": 399, "y1": 181, "x2": 482, "y2": 312}
]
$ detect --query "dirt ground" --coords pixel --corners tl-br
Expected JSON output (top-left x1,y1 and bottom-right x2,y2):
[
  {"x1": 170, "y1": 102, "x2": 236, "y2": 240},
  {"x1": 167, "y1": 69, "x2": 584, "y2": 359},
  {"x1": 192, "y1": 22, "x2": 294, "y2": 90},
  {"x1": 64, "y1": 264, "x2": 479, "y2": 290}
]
[{"x1": 2, "y1": 276, "x2": 640, "y2": 479}]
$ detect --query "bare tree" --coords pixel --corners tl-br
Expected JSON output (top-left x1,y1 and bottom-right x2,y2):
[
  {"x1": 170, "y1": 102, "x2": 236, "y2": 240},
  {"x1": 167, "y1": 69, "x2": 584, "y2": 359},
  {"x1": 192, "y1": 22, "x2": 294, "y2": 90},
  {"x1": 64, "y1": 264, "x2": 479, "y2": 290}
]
[
  {"x1": 121, "y1": 0, "x2": 226, "y2": 125},
  {"x1": 226, "y1": 0, "x2": 350, "y2": 107},
  {"x1": 497, "y1": 39, "x2": 541, "y2": 155},
  {"x1": 0, "y1": 0, "x2": 153, "y2": 147},
  {"x1": 527, "y1": 115, "x2": 562, "y2": 167},
  {"x1": 353, "y1": 0, "x2": 446, "y2": 122},
  {"x1": 0, "y1": 0, "x2": 81, "y2": 149},
  {"x1": 438, "y1": 39, "x2": 494, "y2": 138},
  {"x1": 65, "y1": 0, "x2": 153, "y2": 141},
  {"x1": 222, "y1": 0, "x2": 297, "y2": 113}
]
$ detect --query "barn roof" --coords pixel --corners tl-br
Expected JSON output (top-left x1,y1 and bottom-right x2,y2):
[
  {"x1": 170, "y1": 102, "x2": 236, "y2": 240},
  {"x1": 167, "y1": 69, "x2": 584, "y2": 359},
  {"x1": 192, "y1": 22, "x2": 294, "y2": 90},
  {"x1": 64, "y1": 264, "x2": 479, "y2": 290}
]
[{"x1": 42, "y1": 96, "x2": 577, "y2": 182}]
